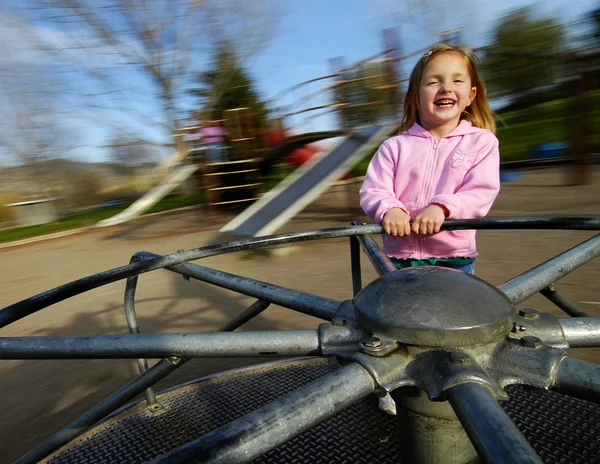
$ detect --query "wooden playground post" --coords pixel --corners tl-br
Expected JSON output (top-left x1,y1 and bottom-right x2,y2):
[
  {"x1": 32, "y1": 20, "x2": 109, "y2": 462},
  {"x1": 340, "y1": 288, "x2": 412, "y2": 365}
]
[{"x1": 569, "y1": 53, "x2": 593, "y2": 186}]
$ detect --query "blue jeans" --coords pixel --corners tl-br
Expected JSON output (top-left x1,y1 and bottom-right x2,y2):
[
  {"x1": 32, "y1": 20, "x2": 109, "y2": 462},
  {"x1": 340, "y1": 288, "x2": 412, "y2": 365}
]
[
  {"x1": 390, "y1": 258, "x2": 476, "y2": 275},
  {"x1": 204, "y1": 142, "x2": 227, "y2": 163},
  {"x1": 436, "y1": 262, "x2": 475, "y2": 275}
]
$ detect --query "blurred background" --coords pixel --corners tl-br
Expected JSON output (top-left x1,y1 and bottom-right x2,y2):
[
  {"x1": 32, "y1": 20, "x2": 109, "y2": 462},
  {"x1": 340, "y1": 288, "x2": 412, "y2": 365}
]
[
  {"x1": 0, "y1": 0, "x2": 597, "y2": 238},
  {"x1": 0, "y1": 2, "x2": 599, "y2": 462}
]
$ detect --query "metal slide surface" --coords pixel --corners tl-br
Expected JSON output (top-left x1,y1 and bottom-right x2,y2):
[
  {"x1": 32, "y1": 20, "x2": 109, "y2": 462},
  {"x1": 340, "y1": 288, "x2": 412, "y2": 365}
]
[
  {"x1": 96, "y1": 165, "x2": 199, "y2": 228},
  {"x1": 220, "y1": 125, "x2": 397, "y2": 237}
]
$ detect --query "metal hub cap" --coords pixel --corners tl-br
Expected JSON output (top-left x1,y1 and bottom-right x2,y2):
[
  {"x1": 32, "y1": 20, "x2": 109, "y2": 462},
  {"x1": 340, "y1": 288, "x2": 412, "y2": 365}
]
[{"x1": 353, "y1": 267, "x2": 515, "y2": 346}]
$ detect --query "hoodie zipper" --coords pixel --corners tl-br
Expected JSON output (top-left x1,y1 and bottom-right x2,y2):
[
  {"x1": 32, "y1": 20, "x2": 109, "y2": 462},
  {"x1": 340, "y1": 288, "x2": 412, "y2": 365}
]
[{"x1": 417, "y1": 137, "x2": 440, "y2": 258}]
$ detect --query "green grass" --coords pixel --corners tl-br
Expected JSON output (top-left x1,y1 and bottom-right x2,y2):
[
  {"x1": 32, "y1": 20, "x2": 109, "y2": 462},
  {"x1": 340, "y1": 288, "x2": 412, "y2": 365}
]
[
  {"x1": 0, "y1": 194, "x2": 201, "y2": 245},
  {"x1": 144, "y1": 193, "x2": 202, "y2": 215},
  {"x1": 2, "y1": 94, "x2": 598, "y2": 245},
  {"x1": 496, "y1": 92, "x2": 600, "y2": 161}
]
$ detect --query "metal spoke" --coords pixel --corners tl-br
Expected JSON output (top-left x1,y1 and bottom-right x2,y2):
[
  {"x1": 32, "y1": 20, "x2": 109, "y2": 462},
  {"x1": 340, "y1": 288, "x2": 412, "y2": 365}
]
[
  {"x1": 350, "y1": 221, "x2": 395, "y2": 275},
  {"x1": 2, "y1": 218, "x2": 598, "y2": 327},
  {"x1": 151, "y1": 363, "x2": 375, "y2": 464},
  {"x1": 440, "y1": 216, "x2": 600, "y2": 231},
  {"x1": 125, "y1": 251, "x2": 274, "y2": 407},
  {"x1": 19, "y1": 300, "x2": 273, "y2": 464},
  {"x1": 350, "y1": 235, "x2": 362, "y2": 296},
  {"x1": 558, "y1": 317, "x2": 600, "y2": 347},
  {"x1": 448, "y1": 383, "x2": 543, "y2": 464},
  {"x1": 134, "y1": 251, "x2": 341, "y2": 321},
  {"x1": 3, "y1": 217, "x2": 600, "y2": 463},
  {"x1": 0, "y1": 225, "x2": 378, "y2": 328},
  {"x1": 218, "y1": 300, "x2": 271, "y2": 331},
  {"x1": 540, "y1": 284, "x2": 590, "y2": 317},
  {"x1": 499, "y1": 233, "x2": 600, "y2": 304},
  {"x1": 0, "y1": 330, "x2": 320, "y2": 359},
  {"x1": 554, "y1": 358, "x2": 600, "y2": 403},
  {"x1": 15, "y1": 357, "x2": 187, "y2": 464}
]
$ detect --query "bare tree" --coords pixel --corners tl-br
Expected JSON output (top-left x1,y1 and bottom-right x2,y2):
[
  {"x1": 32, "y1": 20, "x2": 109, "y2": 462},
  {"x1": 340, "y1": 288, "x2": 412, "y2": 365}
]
[
  {"x1": 0, "y1": 12, "x2": 83, "y2": 195},
  {"x1": 8, "y1": 0, "x2": 284, "y2": 159},
  {"x1": 107, "y1": 132, "x2": 157, "y2": 169},
  {"x1": 374, "y1": 0, "x2": 477, "y2": 45}
]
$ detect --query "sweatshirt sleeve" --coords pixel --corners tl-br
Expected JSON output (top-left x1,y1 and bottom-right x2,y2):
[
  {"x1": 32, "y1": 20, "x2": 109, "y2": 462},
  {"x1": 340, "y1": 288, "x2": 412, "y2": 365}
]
[
  {"x1": 429, "y1": 135, "x2": 500, "y2": 219},
  {"x1": 359, "y1": 141, "x2": 408, "y2": 223}
]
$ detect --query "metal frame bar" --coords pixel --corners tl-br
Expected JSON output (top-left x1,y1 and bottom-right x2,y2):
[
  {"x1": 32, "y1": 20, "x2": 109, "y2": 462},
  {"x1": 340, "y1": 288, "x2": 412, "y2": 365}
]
[
  {"x1": 124, "y1": 253, "x2": 274, "y2": 407},
  {"x1": 152, "y1": 363, "x2": 375, "y2": 464},
  {"x1": 499, "y1": 233, "x2": 600, "y2": 304},
  {"x1": 350, "y1": 220, "x2": 396, "y2": 276},
  {"x1": 0, "y1": 224, "x2": 379, "y2": 328},
  {"x1": 554, "y1": 357, "x2": 600, "y2": 403},
  {"x1": 16, "y1": 357, "x2": 186, "y2": 464},
  {"x1": 3, "y1": 216, "x2": 600, "y2": 464},
  {"x1": 558, "y1": 317, "x2": 600, "y2": 347},
  {"x1": 0, "y1": 331, "x2": 321, "y2": 359},
  {"x1": 4, "y1": 217, "x2": 598, "y2": 328},
  {"x1": 350, "y1": 235, "x2": 362, "y2": 296},
  {"x1": 123, "y1": 264, "x2": 157, "y2": 407},
  {"x1": 219, "y1": 299, "x2": 271, "y2": 332},
  {"x1": 133, "y1": 252, "x2": 340, "y2": 321},
  {"x1": 540, "y1": 284, "x2": 590, "y2": 317},
  {"x1": 448, "y1": 383, "x2": 543, "y2": 464},
  {"x1": 22, "y1": 300, "x2": 273, "y2": 464}
]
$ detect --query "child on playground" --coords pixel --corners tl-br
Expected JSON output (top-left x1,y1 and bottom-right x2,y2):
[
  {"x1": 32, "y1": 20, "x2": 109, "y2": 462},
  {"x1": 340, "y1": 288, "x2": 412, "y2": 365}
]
[
  {"x1": 360, "y1": 43, "x2": 500, "y2": 277},
  {"x1": 198, "y1": 113, "x2": 227, "y2": 163},
  {"x1": 360, "y1": 43, "x2": 500, "y2": 416}
]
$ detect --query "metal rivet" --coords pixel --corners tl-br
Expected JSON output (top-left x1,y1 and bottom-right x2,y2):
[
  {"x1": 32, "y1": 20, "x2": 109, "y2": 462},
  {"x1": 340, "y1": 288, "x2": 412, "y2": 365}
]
[
  {"x1": 450, "y1": 352, "x2": 470, "y2": 365},
  {"x1": 521, "y1": 336, "x2": 543, "y2": 349},
  {"x1": 519, "y1": 308, "x2": 538, "y2": 319},
  {"x1": 362, "y1": 337, "x2": 382, "y2": 348}
]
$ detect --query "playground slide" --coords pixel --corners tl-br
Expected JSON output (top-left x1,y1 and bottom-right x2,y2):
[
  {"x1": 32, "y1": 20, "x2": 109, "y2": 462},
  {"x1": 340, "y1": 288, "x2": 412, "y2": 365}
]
[
  {"x1": 153, "y1": 150, "x2": 188, "y2": 175},
  {"x1": 96, "y1": 164, "x2": 199, "y2": 228},
  {"x1": 219, "y1": 124, "x2": 398, "y2": 237}
]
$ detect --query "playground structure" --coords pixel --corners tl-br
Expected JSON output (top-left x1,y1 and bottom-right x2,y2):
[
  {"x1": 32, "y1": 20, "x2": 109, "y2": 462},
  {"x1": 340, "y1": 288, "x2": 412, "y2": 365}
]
[
  {"x1": 97, "y1": 30, "x2": 406, "y2": 231},
  {"x1": 1, "y1": 216, "x2": 599, "y2": 463},
  {"x1": 95, "y1": 32, "x2": 598, "y2": 234}
]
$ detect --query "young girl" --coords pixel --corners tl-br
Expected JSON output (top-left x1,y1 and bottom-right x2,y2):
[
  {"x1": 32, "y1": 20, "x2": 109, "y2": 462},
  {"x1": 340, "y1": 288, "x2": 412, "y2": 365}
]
[
  {"x1": 360, "y1": 43, "x2": 500, "y2": 276},
  {"x1": 360, "y1": 43, "x2": 500, "y2": 416}
]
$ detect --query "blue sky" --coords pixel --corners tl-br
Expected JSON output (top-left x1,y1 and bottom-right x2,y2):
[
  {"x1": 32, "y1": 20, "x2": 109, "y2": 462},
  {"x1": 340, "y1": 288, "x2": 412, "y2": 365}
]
[
  {"x1": 1, "y1": 0, "x2": 597, "y2": 163},
  {"x1": 249, "y1": 0, "x2": 597, "y2": 133}
]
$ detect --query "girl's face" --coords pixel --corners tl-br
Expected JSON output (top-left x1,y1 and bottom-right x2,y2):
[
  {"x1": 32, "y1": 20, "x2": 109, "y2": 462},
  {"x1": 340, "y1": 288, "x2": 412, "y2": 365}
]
[{"x1": 418, "y1": 51, "x2": 477, "y2": 138}]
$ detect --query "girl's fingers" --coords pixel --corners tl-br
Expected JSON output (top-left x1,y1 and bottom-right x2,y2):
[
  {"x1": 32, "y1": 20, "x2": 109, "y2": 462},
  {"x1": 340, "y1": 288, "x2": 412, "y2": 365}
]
[
  {"x1": 427, "y1": 221, "x2": 435, "y2": 234},
  {"x1": 383, "y1": 222, "x2": 391, "y2": 235},
  {"x1": 411, "y1": 219, "x2": 420, "y2": 234}
]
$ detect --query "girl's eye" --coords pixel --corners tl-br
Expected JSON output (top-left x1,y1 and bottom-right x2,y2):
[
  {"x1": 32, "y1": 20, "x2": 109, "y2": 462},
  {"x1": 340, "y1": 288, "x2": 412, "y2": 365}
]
[
  {"x1": 427, "y1": 81, "x2": 438, "y2": 85},
  {"x1": 454, "y1": 79, "x2": 464, "y2": 83}
]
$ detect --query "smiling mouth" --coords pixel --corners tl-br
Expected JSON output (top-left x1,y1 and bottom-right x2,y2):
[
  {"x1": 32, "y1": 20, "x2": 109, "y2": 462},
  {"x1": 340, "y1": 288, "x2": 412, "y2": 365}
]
[{"x1": 435, "y1": 100, "x2": 455, "y2": 107}]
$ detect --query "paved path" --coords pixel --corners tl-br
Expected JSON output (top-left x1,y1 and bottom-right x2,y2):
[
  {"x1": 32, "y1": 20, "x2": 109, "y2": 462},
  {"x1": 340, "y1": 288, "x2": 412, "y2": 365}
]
[{"x1": 1, "y1": 167, "x2": 599, "y2": 463}]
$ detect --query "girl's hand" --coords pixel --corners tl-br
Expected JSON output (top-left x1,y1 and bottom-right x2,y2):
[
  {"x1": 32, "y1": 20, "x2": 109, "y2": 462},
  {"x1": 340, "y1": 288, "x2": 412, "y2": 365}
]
[
  {"x1": 382, "y1": 208, "x2": 411, "y2": 236},
  {"x1": 412, "y1": 204, "x2": 448, "y2": 234}
]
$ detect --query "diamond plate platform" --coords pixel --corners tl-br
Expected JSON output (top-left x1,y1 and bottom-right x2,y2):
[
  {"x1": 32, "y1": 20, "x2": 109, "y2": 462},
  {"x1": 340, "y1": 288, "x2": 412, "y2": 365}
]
[{"x1": 45, "y1": 357, "x2": 600, "y2": 464}]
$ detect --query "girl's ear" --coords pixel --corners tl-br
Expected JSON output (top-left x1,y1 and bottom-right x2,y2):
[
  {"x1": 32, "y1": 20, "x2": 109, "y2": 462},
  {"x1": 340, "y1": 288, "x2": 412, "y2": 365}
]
[{"x1": 468, "y1": 87, "x2": 477, "y2": 106}]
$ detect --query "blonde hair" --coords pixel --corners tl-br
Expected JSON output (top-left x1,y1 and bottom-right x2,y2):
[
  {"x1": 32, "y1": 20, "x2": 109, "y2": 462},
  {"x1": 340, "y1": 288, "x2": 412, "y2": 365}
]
[{"x1": 399, "y1": 43, "x2": 496, "y2": 133}]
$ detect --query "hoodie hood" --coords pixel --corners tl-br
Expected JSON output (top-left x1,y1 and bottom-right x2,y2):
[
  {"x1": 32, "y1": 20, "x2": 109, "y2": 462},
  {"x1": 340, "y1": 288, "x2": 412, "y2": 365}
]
[{"x1": 406, "y1": 120, "x2": 481, "y2": 138}]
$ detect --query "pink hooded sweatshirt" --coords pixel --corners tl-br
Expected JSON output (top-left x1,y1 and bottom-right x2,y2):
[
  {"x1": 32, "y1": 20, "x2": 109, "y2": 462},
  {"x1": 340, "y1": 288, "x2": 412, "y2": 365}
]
[{"x1": 359, "y1": 120, "x2": 500, "y2": 259}]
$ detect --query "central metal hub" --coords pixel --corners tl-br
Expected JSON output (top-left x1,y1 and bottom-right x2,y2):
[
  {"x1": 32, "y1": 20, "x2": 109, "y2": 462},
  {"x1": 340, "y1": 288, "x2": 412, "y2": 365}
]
[{"x1": 353, "y1": 267, "x2": 514, "y2": 346}]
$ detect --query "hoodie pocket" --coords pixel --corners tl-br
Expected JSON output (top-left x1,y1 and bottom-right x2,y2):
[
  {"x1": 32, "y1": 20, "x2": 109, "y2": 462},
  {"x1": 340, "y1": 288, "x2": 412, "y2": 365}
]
[
  {"x1": 425, "y1": 230, "x2": 474, "y2": 257},
  {"x1": 447, "y1": 229, "x2": 469, "y2": 238}
]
